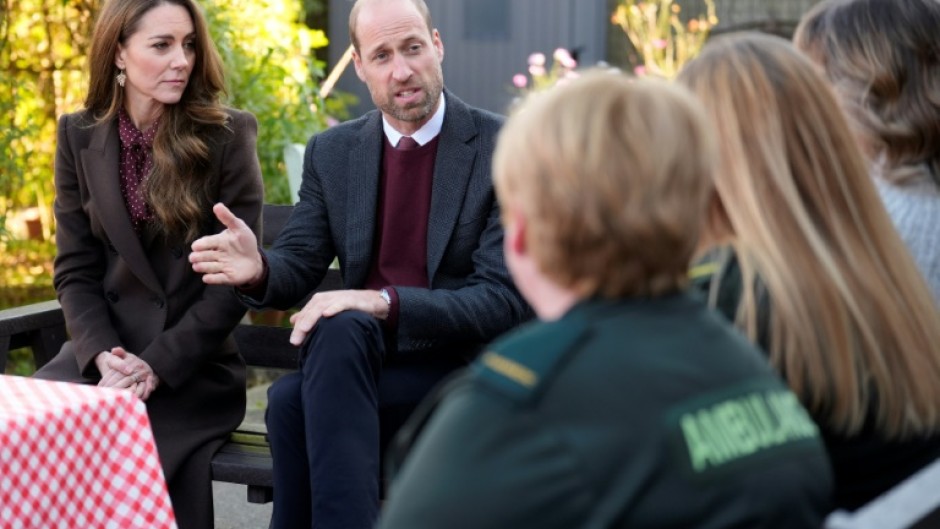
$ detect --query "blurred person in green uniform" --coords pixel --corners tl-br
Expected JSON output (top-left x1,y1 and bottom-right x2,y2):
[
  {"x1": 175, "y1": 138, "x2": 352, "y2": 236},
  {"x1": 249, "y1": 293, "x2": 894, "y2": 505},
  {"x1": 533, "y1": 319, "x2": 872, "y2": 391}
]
[{"x1": 377, "y1": 71, "x2": 834, "y2": 529}]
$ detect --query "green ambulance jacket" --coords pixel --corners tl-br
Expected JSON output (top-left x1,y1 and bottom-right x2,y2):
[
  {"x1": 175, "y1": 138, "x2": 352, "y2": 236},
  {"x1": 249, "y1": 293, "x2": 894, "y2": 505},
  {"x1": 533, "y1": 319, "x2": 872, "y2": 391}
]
[{"x1": 379, "y1": 293, "x2": 833, "y2": 529}]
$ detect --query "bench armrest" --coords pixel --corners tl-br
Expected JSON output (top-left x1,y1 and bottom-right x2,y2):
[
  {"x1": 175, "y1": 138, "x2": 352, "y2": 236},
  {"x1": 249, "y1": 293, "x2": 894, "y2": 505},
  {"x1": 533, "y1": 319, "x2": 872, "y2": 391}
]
[
  {"x1": 825, "y1": 457, "x2": 940, "y2": 529},
  {"x1": 0, "y1": 300, "x2": 67, "y2": 372}
]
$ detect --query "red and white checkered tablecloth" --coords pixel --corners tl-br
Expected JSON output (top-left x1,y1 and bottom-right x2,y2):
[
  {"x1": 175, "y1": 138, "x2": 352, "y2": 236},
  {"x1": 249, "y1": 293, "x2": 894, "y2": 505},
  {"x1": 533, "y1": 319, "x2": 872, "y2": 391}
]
[{"x1": 0, "y1": 375, "x2": 177, "y2": 529}]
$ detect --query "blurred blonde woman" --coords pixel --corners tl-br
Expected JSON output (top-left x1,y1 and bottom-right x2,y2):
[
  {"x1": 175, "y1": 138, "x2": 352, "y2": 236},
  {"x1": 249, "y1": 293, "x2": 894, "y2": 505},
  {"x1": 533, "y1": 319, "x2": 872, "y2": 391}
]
[
  {"x1": 679, "y1": 33, "x2": 940, "y2": 511},
  {"x1": 794, "y1": 0, "x2": 940, "y2": 303}
]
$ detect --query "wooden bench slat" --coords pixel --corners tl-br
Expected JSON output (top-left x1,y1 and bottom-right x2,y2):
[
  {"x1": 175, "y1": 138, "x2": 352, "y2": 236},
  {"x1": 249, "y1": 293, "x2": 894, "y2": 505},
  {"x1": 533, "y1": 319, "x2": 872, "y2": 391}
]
[
  {"x1": 233, "y1": 326, "x2": 299, "y2": 369},
  {"x1": 260, "y1": 204, "x2": 293, "y2": 247},
  {"x1": 228, "y1": 430, "x2": 269, "y2": 446},
  {"x1": 211, "y1": 429, "x2": 273, "y2": 503}
]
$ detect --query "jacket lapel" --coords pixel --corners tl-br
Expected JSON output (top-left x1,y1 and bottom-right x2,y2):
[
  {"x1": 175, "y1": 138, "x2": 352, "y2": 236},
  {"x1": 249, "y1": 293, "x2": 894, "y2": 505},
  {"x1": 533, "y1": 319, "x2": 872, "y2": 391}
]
[
  {"x1": 427, "y1": 91, "x2": 476, "y2": 279},
  {"x1": 344, "y1": 112, "x2": 383, "y2": 287},
  {"x1": 81, "y1": 120, "x2": 163, "y2": 293}
]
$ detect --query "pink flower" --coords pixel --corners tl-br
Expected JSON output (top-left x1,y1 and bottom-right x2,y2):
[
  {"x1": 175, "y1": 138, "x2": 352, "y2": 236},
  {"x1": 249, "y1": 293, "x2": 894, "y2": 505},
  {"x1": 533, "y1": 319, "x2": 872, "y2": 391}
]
[
  {"x1": 653, "y1": 39, "x2": 668, "y2": 50},
  {"x1": 553, "y1": 48, "x2": 577, "y2": 69},
  {"x1": 512, "y1": 74, "x2": 528, "y2": 88},
  {"x1": 633, "y1": 65, "x2": 647, "y2": 76},
  {"x1": 528, "y1": 65, "x2": 546, "y2": 77},
  {"x1": 527, "y1": 53, "x2": 546, "y2": 67}
]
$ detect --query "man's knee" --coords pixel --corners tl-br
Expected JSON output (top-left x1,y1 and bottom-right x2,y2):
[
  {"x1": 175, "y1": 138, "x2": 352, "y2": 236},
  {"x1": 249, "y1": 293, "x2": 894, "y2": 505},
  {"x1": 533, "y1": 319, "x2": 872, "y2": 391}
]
[
  {"x1": 301, "y1": 310, "x2": 385, "y2": 371},
  {"x1": 313, "y1": 310, "x2": 381, "y2": 341}
]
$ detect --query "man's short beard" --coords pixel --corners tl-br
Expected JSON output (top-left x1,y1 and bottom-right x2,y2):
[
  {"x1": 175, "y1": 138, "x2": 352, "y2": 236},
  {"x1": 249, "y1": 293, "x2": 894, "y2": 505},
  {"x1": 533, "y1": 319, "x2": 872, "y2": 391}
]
[{"x1": 383, "y1": 73, "x2": 443, "y2": 124}]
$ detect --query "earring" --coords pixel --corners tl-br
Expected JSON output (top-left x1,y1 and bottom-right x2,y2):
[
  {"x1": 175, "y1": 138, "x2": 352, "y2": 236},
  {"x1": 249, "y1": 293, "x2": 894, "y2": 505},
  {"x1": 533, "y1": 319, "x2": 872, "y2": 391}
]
[{"x1": 116, "y1": 68, "x2": 126, "y2": 88}]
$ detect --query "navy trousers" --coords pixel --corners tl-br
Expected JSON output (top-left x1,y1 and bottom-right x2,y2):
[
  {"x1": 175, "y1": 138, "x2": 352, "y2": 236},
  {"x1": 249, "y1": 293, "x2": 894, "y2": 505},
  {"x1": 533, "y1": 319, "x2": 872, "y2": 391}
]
[{"x1": 266, "y1": 310, "x2": 463, "y2": 529}]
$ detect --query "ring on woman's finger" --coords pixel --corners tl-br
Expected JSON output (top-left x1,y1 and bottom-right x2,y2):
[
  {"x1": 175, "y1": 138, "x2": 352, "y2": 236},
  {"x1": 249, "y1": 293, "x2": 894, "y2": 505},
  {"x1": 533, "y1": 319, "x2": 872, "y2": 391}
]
[{"x1": 131, "y1": 373, "x2": 140, "y2": 384}]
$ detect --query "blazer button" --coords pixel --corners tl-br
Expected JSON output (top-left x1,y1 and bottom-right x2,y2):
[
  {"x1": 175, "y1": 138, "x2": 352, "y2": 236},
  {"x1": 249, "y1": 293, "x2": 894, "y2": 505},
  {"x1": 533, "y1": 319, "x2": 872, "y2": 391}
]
[
  {"x1": 170, "y1": 245, "x2": 183, "y2": 258},
  {"x1": 153, "y1": 297, "x2": 165, "y2": 309},
  {"x1": 105, "y1": 291, "x2": 119, "y2": 303},
  {"x1": 107, "y1": 243, "x2": 117, "y2": 254}
]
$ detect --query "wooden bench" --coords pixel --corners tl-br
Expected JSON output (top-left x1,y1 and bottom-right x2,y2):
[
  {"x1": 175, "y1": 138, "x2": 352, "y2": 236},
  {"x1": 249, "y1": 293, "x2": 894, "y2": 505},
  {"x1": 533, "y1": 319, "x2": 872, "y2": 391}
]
[{"x1": 0, "y1": 203, "x2": 334, "y2": 504}]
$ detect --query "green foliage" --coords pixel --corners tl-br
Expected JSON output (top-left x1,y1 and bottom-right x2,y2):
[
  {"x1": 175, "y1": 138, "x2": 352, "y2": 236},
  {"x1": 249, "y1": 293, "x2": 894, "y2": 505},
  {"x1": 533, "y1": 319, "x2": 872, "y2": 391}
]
[
  {"x1": 0, "y1": 0, "x2": 96, "y2": 242},
  {"x1": 301, "y1": 0, "x2": 326, "y2": 17},
  {"x1": 0, "y1": 238, "x2": 56, "y2": 309},
  {"x1": 4, "y1": 349, "x2": 37, "y2": 376},
  {"x1": 1, "y1": 0, "x2": 87, "y2": 375},
  {"x1": 0, "y1": 95, "x2": 21, "y2": 240},
  {"x1": 611, "y1": 0, "x2": 717, "y2": 79},
  {"x1": 205, "y1": 0, "x2": 353, "y2": 204}
]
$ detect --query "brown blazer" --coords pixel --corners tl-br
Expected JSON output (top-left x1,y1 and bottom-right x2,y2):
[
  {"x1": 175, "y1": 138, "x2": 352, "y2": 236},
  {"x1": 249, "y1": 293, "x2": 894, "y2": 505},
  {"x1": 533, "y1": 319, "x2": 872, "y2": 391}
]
[{"x1": 35, "y1": 107, "x2": 263, "y2": 527}]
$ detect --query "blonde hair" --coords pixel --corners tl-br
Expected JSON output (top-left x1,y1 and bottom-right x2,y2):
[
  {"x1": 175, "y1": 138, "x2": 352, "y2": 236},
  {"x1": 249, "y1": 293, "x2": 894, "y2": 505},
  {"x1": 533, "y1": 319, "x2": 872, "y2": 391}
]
[
  {"x1": 86, "y1": 0, "x2": 229, "y2": 242},
  {"x1": 678, "y1": 32, "x2": 940, "y2": 438},
  {"x1": 794, "y1": 0, "x2": 940, "y2": 185},
  {"x1": 493, "y1": 71, "x2": 715, "y2": 298}
]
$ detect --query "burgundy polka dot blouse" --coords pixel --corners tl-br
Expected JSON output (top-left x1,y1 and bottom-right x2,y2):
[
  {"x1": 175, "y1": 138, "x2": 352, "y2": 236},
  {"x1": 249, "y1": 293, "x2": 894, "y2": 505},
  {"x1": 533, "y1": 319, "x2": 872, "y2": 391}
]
[{"x1": 117, "y1": 109, "x2": 158, "y2": 233}]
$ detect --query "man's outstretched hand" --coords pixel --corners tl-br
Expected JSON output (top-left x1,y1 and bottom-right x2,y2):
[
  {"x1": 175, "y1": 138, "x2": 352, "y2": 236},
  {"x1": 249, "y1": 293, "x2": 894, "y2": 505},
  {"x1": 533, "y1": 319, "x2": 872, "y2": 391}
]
[{"x1": 190, "y1": 203, "x2": 263, "y2": 286}]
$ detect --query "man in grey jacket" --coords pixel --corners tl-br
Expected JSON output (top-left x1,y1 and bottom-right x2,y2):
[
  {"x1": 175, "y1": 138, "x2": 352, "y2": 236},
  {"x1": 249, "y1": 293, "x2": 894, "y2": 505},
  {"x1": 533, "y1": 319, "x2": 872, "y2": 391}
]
[{"x1": 189, "y1": 0, "x2": 529, "y2": 527}]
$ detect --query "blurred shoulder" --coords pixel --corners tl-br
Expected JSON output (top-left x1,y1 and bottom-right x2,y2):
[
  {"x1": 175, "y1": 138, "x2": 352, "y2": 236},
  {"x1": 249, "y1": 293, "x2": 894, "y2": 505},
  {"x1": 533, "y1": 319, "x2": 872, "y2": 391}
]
[
  {"x1": 59, "y1": 109, "x2": 95, "y2": 127},
  {"x1": 57, "y1": 109, "x2": 101, "y2": 135},
  {"x1": 444, "y1": 90, "x2": 504, "y2": 134},
  {"x1": 56, "y1": 109, "x2": 106, "y2": 151},
  {"x1": 469, "y1": 316, "x2": 588, "y2": 405},
  {"x1": 322, "y1": 110, "x2": 377, "y2": 139},
  {"x1": 468, "y1": 104, "x2": 504, "y2": 130},
  {"x1": 222, "y1": 107, "x2": 259, "y2": 131}
]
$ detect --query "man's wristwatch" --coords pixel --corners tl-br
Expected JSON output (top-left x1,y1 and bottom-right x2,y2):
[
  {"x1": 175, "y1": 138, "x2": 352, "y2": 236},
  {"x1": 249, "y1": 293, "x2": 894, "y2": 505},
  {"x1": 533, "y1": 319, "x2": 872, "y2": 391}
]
[{"x1": 379, "y1": 288, "x2": 391, "y2": 307}]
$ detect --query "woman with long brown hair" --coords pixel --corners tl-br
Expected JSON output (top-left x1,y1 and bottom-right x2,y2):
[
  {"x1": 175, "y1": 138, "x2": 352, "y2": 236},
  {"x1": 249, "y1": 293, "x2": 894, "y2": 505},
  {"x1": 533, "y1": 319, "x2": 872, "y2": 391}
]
[
  {"x1": 794, "y1": 0, "x2": 940, "y2": 304},
  {"x1": 679, "y1": 33, "x2": 940, "y2": 510},
  {"x1": 33, "y1": 0, "x2": 263, "y2": 526}
]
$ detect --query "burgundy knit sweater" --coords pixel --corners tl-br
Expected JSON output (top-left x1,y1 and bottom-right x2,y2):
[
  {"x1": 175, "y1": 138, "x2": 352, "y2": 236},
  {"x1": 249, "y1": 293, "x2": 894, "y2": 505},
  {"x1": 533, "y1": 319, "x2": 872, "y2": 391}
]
[{"x1": 363, "y1": 135, "x2": 440, "y2": 329}]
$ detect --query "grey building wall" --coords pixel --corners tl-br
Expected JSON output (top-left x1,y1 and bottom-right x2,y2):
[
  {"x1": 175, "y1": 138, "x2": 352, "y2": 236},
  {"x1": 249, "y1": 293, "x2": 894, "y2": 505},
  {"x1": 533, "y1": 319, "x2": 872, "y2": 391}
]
[
  {"x1": 708, "y1": 0, "x2": 820, "y2": 31},
  {"x1": 329, "y1": 0, "x2": 609, "y2": 117}
]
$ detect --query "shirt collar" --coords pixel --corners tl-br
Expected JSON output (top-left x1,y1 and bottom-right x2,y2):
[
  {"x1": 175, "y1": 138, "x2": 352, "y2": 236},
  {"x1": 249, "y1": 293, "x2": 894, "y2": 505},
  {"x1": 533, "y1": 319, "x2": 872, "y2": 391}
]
[
  {"x1": 383, "y1": 92, "x2": 446, "y2": 148},
  {"x1": 118, "y1": 107, "x2": 159, "y2": 148}
]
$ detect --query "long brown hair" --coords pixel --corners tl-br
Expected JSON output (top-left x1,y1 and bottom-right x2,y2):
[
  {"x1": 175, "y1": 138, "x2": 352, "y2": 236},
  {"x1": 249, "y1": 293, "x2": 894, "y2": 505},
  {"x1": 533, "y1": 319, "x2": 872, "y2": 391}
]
[
  {"x1": 678, "y1": 33, "x2": 940, "y2": 439},
  {"x1": 794, "y1": 0, "x2": 940, "y2": 186},
  {"x1": 85, "y1": 0, "x2": 229, "y2": 242}
]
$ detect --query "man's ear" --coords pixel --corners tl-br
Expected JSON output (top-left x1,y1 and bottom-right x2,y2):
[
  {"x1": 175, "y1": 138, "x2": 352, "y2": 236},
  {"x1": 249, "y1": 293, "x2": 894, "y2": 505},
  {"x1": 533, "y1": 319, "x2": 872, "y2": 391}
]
[
  {"x1": 352, "y1": 50, "x2": 366, "y2": 82},
  {"x1": 432, "y1": 29, "x2": 444, "y2": 63}
]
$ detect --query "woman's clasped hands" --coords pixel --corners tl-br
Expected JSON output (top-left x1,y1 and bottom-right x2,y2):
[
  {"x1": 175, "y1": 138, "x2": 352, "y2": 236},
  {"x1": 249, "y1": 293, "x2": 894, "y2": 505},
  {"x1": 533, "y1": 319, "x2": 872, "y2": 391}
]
[{"x1": 95, "y1": 346, "x2": 160, "y2": 401}]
